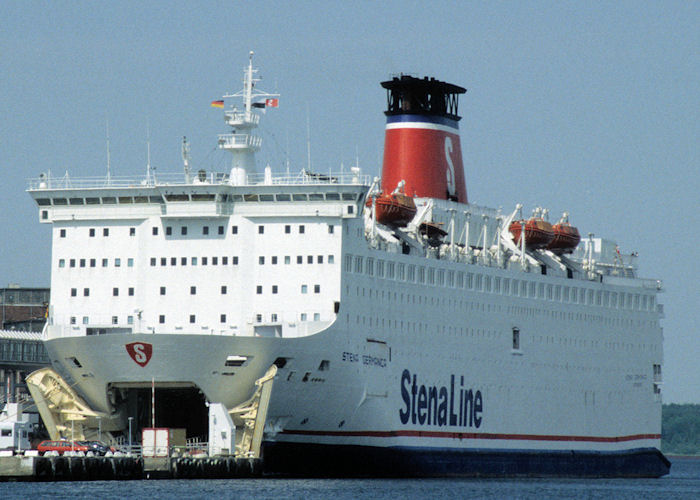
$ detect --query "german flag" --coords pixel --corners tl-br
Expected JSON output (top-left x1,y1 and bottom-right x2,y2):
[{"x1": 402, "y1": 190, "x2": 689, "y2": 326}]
[{"x1": 211, "y1": 100, "x2": 224, "y2": 108}]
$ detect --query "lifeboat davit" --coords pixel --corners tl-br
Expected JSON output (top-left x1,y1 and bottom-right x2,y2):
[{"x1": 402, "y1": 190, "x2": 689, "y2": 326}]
[
  {"x1": 367, "y1": 192, "x2": 417, "y2": 227},
  {"x1": 547, "y1": 222, "x2": 581, "y2": 255},
  {"x1": 509, "y1": 218, "x2": 555, "y2": 250}
]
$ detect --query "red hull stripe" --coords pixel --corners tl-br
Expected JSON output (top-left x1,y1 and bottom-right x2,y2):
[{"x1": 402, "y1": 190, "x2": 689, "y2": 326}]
[{"x1": 281, "y1": 429, "x2": 661, "y2": 443}]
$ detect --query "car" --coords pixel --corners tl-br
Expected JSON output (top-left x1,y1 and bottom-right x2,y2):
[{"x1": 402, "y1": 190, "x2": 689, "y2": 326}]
[
  {"x1": 77, "y1": 440, "x2": 112, "y2": 456},
  {"x1": 37, "y1": 440, "x2": 89, "y2": 455}
]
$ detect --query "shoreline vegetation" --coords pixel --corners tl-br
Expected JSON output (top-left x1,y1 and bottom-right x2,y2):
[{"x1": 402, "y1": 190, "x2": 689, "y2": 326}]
[{"x1": 662, "y1": 404, "x2": 700, "y2": 456}]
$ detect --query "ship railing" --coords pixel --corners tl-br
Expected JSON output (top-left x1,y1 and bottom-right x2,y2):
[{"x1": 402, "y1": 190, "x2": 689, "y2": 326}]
[
  {"x1": 641, "y1": 279, "x2": 664, "y2": 290},
  {"x1": 28, "y1": 170, "x2": 371, "y2": 190},
  {"x1": 27, "y1": 173, "x2": 193, "y2": 190},
  {"x1": 224, "y1": 110, "x2": 260, "y2": 126},
  {"x1": 244, "y1": 170, "x2": 370, "y2": 186},
  {"x1": 217, "y1": 133, "x2": 262, "y2": 149}
]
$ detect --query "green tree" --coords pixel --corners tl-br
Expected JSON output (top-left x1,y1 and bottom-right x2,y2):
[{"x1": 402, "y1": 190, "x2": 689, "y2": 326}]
[{"x1": 662, "y1": 404, "x2": 700, "y2": 455}]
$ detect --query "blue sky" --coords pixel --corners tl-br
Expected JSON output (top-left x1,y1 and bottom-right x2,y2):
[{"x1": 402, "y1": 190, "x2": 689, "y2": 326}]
[{"x1": 1, "y1": 1, "x2": 698, "y2": 402}]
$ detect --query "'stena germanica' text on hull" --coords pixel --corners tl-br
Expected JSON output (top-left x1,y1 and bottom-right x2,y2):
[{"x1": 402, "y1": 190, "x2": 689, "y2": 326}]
[{"x1": 26, "y1": 53, "x2": 668, "y2": 477}]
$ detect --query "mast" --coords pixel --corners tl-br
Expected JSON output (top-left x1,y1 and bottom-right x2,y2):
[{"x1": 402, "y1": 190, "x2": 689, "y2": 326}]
[
  {"x1": 217, "y1": 51, "x2": 279, "y2": 185},
  {"x1": 182, "y1": 136, "x2": 192, "y2": 183}
]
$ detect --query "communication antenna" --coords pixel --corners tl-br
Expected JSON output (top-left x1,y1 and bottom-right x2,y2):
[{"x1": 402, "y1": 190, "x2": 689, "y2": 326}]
[
  {"x1": 146, "y1": 119, "x2": 152, "y2": 185},
  {"x1": 105, "y1": 119, "x2": 112, "y2": 184},
  {"x1": 306, "y1": 104, "x2": 311, "y2": 172},
  {"x1": 182, "y1": 136, "x2": 192, "y2": 183},
  {"x1": 285, "y1": 130, "x2": 290, "y2": 177}
]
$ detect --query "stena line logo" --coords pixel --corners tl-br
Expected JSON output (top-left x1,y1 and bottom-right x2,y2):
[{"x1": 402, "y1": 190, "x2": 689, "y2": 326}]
[
  {"x1": 399, "y1": 369, "x2": 483, "y2": 428},
  {"x1": 444, "y1": 136, "x2": 456, "y2": 197},
  {"x1": 125, "y1": 342, "x2": 153, "y2": 367}
]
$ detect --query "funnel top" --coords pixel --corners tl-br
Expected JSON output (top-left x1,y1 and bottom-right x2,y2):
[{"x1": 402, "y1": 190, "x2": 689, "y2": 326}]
[{"x1": 381, "y1": 75, "x2": 466, "y2": 121}]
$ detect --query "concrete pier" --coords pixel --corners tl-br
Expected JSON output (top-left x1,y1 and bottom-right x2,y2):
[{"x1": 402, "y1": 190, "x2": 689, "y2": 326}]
[{"x1": 0, "y1": 455, "x2": 262, "y2": 481}]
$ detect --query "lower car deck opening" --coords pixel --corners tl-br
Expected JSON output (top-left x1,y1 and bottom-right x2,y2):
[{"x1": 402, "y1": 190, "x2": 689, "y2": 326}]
[{"x1": 127, "y1": 387, "x2": 209, "y2": 442}]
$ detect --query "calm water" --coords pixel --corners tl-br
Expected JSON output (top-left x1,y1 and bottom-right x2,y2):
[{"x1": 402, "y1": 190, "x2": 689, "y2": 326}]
[{"x1": 1, "y1": 457, "x2": 698, "y2": 499}]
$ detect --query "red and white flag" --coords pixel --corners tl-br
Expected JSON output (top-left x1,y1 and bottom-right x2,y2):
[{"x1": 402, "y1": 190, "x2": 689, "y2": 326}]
[{"x1": 265, "y1": 98, "x2": 279, "y2": 108}]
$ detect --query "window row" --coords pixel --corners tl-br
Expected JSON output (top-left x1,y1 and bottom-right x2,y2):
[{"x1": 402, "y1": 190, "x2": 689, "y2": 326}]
[
  {"x1": 150, "y1": 256, "x2": 238, "y2": 267},
  {"x1": 148, "y1": 255, "x2": 335, "y2": 267},
  {"x1": 255, "y1": 284, "x2": 321, "y2": 295},
  {"x1": 70, "y1": 285, "x2": 233, "y2": 297},
  {"x1": 59, "y1": 255, "x2": 337, "y2": 268},
  {"x1": 38, "y1": 191, "x2": 359, "y2": 207},
  {"x1": 69, "y1": 311, "x2": 322, "y2": 326},
  {"x1": 69, "y1": 284, "x2": 319, "y2": 297},
  {"x1": 60, "y1": 227, "x2": 136, "y2": 238},
  {"x1": 259, "y1": 255, "x2": 334, "y2": 265},
  {"x1": 344, "y1": 254, "x2": 657, "y2": 312},
  {"x1": 60, "y1": 258, "x2": 133, "y2": 268},
  {"x1": 154, "y1": 225, "x2": 226, "y2": 236},
  {"x1": 58, "y1": 223, "x2": 336, "y2": 239},
  {"x1": 257, "y1": 224, "x2": 335, "y2": 235}
]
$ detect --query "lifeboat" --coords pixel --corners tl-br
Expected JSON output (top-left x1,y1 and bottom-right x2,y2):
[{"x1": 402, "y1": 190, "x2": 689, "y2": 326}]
[
  {"x1": 547, "y1": 221, "x2": 581, "y2": 255},
  {"x1": 509, "y1": 218, "x2": 554, "y2": 250},
  {"x1": 367, "y1": 192, "x2": 417, "y2": 226},
  {"x1": 366, "y1": 181, "x2": 417, "y2": 227}
]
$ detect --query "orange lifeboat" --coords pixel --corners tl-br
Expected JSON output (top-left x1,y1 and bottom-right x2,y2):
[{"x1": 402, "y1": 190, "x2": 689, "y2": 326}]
[
  {"x1": 366, "y1": 192, "x2": 417, "y2": 227},
  {"x1": 509, "y1": 218, "x2": 554, "y2": 250},
  {"x1": 547, "y1": 218, "x2": 581, "y2": 255}
]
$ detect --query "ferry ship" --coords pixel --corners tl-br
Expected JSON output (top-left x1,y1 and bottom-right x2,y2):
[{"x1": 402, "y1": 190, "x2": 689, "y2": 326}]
[{"x1": 25, "y1": 53, "x2": 669, "y2": 477}]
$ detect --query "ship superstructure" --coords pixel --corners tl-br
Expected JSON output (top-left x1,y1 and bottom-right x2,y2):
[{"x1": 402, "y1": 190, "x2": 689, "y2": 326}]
[{"x1": 25, "y1": 54, "x2": 668, "y2": 477}]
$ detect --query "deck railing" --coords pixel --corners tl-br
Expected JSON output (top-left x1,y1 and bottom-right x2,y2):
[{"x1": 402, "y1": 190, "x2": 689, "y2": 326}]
[{"x1": 27, "y1": 169, "x2": 370, "y2": 190}]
